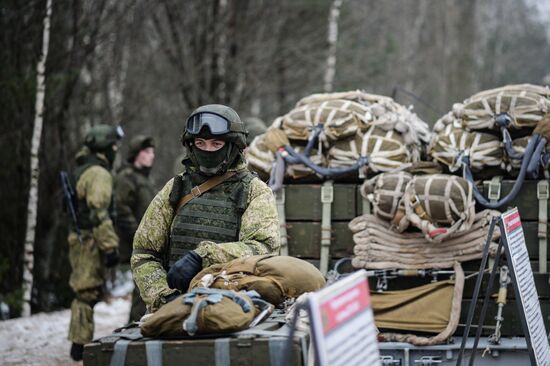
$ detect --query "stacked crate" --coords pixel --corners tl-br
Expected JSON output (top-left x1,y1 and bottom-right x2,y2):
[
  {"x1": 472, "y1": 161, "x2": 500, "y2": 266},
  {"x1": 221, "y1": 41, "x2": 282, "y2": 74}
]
[{"x1": 277, "y1": 183, "x2": 366, "y2": 273}]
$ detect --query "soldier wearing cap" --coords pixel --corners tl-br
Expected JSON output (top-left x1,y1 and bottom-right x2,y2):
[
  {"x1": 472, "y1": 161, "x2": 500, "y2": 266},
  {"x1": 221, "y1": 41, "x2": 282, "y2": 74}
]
[
  {"x1": 115, "y1": 135, "x2": 156, "y2": 322},
  {"x1": 68, "y1": 125, "x2": 123, "y2": 361},
  {"x1": 131, "y1": 104, "x2": 280, "y2": 312}
]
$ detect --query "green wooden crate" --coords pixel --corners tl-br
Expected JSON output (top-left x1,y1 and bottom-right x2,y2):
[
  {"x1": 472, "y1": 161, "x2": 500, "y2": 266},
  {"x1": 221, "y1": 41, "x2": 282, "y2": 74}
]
[
  {"x1": 283, "y1": 184, "x2": 358, "y2": 221},
  {"x1": 481, "y1": 180, "x2": 549, "y2": 220},
  {"x1": 286, "y1": 221, "x2": 354, "y2": 258},
  {"x1": 84, "y1": 321, "x2": 306, "y2": 366}
]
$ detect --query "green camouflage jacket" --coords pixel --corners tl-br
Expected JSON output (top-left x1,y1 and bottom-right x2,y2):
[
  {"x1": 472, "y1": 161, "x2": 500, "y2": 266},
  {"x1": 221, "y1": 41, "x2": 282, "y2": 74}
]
[
  {"x1": 131, "y1": 162, "x2": 280, "y2": 311},
  {"x1": 115, "y1": 166, "x2": 156, "y2": 263},
  {"x1": 68, "y1": 151, "x2": 119, "y2": 291}
]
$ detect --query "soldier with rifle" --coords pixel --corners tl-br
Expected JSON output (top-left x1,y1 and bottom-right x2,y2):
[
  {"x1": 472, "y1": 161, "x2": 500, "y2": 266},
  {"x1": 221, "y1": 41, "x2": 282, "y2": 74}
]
[
  {"x1": 63, "y1": 124, "x2": 123, "y2": 361},
  {"x1": 131, "y1": 104, "x2": 280, "y2": 313}
]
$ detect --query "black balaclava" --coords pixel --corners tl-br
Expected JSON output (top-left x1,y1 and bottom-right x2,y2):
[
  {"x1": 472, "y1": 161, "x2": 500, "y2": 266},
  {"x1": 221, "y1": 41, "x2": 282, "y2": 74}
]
[{"x1": 190, "y1": 142, "x2": 232, "y2": 176}]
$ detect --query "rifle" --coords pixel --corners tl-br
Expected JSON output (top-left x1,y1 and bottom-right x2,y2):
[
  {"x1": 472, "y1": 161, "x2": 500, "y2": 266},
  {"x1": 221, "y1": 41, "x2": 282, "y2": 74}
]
[{"x1": 60, "y1": 171, "x2": 82, "y2": 244}]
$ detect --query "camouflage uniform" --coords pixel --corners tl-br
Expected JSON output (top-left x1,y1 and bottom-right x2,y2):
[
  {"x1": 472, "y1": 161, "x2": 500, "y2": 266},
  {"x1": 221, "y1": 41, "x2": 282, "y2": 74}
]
[
  {"x1": 115, "y1": 136, "x2": 156, "y2": 322},
  {"x1": 68, "y1": 148, "x2": 119, "y2": 345},
  {"x1": 131, "y1": 160, "x2": 280, "y2": 312},
  {"x1": 115, "y1": 166, "x2": 156, "y2": 263}
]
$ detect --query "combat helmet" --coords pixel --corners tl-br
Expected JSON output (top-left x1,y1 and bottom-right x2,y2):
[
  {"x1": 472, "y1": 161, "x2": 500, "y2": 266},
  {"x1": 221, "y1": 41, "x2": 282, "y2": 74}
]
[
  {"x1": 127, "y1": 135, "x2": 155, "y2": 163},
  {"x1": 181, "y1": 104, "x2": 248, "y2": 149},
  {"x1": 84, "y1": 124, "x2": 124, "y2": 152},
  {"x1": 181, "y1": 104, "x2": 248, "y2": 175}
]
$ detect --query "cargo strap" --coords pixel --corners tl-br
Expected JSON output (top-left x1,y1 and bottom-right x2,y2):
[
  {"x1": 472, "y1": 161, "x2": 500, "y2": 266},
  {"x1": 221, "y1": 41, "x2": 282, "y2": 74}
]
[
  {"x1": 236, "y1": 325, "x2": 309, "y2": 366},
  {"x1": 110, "y1": 340, "x2": 130, "y2": 366},
  {"x1": 320, "y1": 181, "x2": 334, "y2": 275},
  {"x1": 175, "y1": 171, "x2": 237, "y2": 214},
  {"x1": 145, "y1": 340, "x2": 163, "y2": 366},
  {"x1": 107, "y1": 330, "x2": 164, "y2": 366},
  {"x1": 215, "y1": 338, "x2": 230, "y2": 366},
  {"x1": 275, "y1": 188, "x2": 289, "y2": 256},
  {"x1": 538, "y1": 180, "x2": 549, "y2": 273},
  {"x1": 361, "y1": 187, "x2": 371, "y2": 215}
]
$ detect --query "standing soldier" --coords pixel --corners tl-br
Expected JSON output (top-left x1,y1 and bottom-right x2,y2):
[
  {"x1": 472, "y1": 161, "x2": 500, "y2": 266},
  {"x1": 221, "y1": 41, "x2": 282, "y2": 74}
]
[
  {"x1": 115, "y1": 135, "x2": 156, "y2": 322},
  {"x1": 68, "y1": 125, "x2": 123, "y2": 361},
  {"x1": 132, "y1": 104, "x2": 280, "y2": 312}
]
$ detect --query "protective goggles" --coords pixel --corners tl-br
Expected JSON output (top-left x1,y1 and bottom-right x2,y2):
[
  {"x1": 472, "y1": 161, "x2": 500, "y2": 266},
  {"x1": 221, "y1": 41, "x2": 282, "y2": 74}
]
[{"x1": 186, "y1": 112, "x2": 245, "y2": 135}]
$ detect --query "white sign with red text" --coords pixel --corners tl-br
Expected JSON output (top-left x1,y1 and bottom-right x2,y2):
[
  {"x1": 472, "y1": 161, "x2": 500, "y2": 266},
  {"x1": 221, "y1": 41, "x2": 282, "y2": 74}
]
[
  {"x1": 501, "y1": 208, "x2": 550, "y2": 366},
  {"x1": 308, "y1": 270, "x2": 381, "y2": 366}
]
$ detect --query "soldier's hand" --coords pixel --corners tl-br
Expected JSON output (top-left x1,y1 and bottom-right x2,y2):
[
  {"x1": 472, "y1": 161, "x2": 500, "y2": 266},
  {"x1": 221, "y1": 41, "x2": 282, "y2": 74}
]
[
  {"x1": 167, "y1": 251, "x2": 203, "y2": 292},
  {"x1": 105, "y1": 249, "x2": 120, "y2": 268}
]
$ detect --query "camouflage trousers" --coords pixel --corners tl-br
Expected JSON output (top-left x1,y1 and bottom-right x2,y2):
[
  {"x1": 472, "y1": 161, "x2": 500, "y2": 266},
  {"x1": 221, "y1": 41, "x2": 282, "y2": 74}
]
[{"x1": 68, "y1": 287, "x2": 102, "y2": 345}]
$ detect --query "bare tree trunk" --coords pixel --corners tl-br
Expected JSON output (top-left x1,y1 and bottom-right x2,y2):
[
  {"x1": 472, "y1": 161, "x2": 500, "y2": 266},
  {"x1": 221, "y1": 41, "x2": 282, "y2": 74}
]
[
  {"x1": 217, "y1": 0, "x2": 228, "y2": 102},
  {"x1": 324, "y1": 0, "x2": 343, "y2": 93},
  {"x1": 22, "y1": 0, "x2": 53, "y2": 317}
]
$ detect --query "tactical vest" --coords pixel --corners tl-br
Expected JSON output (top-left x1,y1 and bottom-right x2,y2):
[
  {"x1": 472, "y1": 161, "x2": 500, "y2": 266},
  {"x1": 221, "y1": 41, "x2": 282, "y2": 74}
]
[
  {"x1": 167, "y1": 171, "x2": 255, "y2": 267},
  {"x1": 72, "y1": 154, "x2": 115, "y2": 230}
]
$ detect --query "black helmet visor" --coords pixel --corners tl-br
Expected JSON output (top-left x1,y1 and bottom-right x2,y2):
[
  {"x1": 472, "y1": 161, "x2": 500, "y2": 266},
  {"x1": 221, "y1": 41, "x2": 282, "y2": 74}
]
[{"x1": 186, "y1": 112, "x2": 231, "y2": 135}]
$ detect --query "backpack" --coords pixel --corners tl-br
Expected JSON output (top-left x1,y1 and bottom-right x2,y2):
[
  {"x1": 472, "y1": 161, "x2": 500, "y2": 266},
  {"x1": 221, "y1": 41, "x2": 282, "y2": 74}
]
[{"x1": 141, "y1": 288, "x2": 270, "y2": 338}]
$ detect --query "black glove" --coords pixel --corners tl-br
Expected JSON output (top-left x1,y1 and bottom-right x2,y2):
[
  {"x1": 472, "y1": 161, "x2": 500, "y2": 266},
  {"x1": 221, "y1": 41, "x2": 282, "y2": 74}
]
[
  {"x1": 167, "y1": 251, "x2": 203, "y2": 292},
  {"x1": 105, "y1": 250, "x2": 120, "y2": 268}
]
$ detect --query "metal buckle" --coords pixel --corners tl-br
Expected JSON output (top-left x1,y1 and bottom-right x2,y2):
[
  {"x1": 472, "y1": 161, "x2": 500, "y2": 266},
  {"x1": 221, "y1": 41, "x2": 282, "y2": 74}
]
[
  {"x1": 191, "y1": 186, "x2": 202, "y2": 198},
  {"x1": 538, "y1": 180, "x2": 549, "y2": 200}
]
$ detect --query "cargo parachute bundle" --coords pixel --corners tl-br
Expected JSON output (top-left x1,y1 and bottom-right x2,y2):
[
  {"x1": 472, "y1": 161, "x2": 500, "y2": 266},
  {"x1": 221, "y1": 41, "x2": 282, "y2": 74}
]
[
  {"x1": 246, "y1": 90, "x2": 432, "y2": 190},
  {"x1": 428, "y1": 84, "x2": 550, "y2": 208}
]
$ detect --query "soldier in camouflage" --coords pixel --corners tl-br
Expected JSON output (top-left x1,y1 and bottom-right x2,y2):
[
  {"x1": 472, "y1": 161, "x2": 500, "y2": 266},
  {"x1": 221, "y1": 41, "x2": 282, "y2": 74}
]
[
  {"x1": 131, "y1": 105, "x2": 280, "y2": 312},
  {"x1": 115, "y1": 135, "x2": 156, "y2": 322},
  {"x1": 68, "y1": 125, "x2": 123, "y2": 361}
]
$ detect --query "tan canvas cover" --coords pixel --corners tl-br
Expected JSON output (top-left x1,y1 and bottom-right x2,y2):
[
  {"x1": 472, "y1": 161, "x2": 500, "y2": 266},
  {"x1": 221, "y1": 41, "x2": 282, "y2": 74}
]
[
  {"x1": 428, "y1": 124, "x2": 504, "y2": 172},
  {"x1": 327, "y1": 126, "x2": 414, "y2": 173},
  {"x1": 373, "y1": 280, "x2": 454, "y2": 333},
  {"x1": 350, "y1": 210, "x2": 500, "y2": 269},
  {"x1": 454, "y1": 84, "x2": 550, "y2": 130},
  {"x1": 140, "y1": 290, "x2": 257, "y2": 338},
  {"x1": 295, "y1": 89, "x2": 392, "y2": 107},
  {"x1": 189, "y1": 255, "x2": 326, "y2": 306},
  {"x1": 245, "y1": 90, "x2": 432, "y2": 180},
  {"x1": 281, "y1": 99, "x2": 370, "y2": 141},
  {"x1": 374, "y1": 262, "x2": 464, "y2": 345},
  {"x1": 361, "y1": 171, "x2": 413, "y2": 222},
  {"x1": 401, "y1": 174, "x2": 476, "y2": 241}
]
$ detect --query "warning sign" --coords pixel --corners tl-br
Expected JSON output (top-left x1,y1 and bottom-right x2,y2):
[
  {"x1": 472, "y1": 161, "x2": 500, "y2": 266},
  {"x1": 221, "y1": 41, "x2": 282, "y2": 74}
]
[
  {"x1": 308, "y1": 270, "x2": 380, "y2": 366},
  {"x1": 501, "y1": 208, "x2": 550, "y2": 366}
]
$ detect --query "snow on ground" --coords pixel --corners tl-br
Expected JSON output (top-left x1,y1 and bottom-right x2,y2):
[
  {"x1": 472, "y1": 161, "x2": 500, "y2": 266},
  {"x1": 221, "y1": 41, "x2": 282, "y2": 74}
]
[{"x1": 0, "y1": 298, "x2": 130, "y2": 366}]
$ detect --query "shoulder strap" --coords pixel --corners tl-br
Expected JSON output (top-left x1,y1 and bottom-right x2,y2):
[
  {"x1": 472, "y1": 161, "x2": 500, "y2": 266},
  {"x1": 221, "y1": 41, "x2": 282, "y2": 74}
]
[{"x1": 175, "y1": 171, "x2": 237, "y2": 214}]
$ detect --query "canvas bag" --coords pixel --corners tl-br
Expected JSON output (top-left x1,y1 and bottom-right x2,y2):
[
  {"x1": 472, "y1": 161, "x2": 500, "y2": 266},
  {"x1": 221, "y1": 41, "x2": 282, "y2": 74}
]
[
  {"x1": 428, "y1": 124, "x2": 504, "y2": 174},
  {"x1": 140, "y1": 288, "x2": 261, "y2": 338},
  {"x1": 361, "y1": 171, "x2": 413, "y2": 223},
  {"x1": 327, "y1": 126, "x2": 414, "y2": 173},
  {"x1": 189, "y1": 254, "x2": 326, "y2": 306},
  {"x1": 401, "y1": 174, "x2": 476, "y2": 242},
  {"x1": 455, "y1": 84, "x2": 550, "y2": 130}
]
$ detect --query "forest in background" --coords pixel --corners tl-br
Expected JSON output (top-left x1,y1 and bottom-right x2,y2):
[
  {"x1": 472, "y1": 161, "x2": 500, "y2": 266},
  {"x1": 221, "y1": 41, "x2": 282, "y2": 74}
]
[{"x1": 2, "y1": 0, "x2": 550, "y2": 317}]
